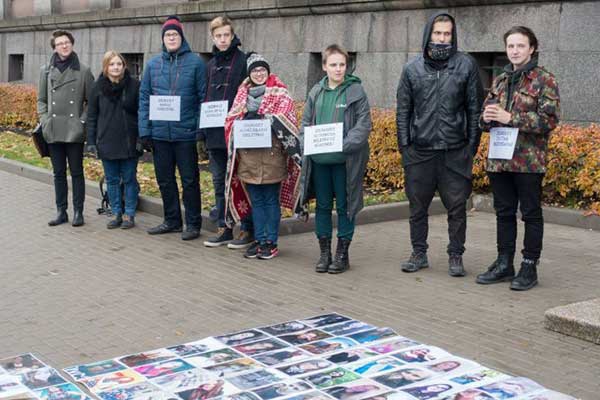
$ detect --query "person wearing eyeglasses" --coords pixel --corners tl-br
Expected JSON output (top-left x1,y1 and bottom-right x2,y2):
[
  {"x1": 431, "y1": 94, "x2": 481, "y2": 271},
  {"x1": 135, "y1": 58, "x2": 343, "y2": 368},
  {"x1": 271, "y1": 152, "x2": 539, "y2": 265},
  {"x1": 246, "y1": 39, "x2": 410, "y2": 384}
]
[
  {"x1": 37, "y1": 30, "x2": 94, "y2": 227},
  {"x1": 138, "y1": 15, "x2": 207, "y2": 240}
]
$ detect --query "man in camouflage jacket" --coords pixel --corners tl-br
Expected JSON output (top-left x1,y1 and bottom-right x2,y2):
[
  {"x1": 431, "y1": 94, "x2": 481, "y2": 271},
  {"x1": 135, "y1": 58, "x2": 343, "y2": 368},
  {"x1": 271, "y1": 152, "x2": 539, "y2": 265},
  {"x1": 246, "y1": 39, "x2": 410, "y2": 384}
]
[{"x1": 477, "y1": 26, "x2": 560, "y2": 291}]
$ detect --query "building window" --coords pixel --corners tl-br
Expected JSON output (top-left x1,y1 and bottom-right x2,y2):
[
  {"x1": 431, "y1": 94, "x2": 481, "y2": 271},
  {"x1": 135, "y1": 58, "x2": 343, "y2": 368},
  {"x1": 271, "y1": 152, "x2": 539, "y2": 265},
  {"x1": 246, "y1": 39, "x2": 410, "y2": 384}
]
[
  {"x1": 122, "y1": 53, "x2": 144, "y2": 80},
  {"x1": 306, "y1": 51, "x2": 357, "y2": 96},
  {"x1": 8, "y1": 54, "x2": 24, "y2": 82},
  {"x1": 470, "y1": 52, "x2": 509, "y2": 96}
]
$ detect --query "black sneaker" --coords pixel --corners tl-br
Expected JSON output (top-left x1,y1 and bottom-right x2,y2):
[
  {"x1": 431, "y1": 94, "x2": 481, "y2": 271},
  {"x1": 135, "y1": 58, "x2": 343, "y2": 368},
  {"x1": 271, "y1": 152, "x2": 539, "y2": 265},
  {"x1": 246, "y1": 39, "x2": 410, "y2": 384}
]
[
  {"x1": 181, "y1": 227, "x2": 201, "y2": 241},
  {"x1": 258, "y1": 242, "x2": 279, "y2": 260},
  {"x1": 203, "y1": 227, "x2": 233, "y2": 247},
  {"x1": 121, "y1": 215, "x2": 135, "y2": 230},
  {"x1": 147, "y1": 223, "x2": 182, "y2": 235},
  {"x1": 401, "y1": 252, "x2": 429, "y2": 273},
  {"x1": 107, "y1": 215, "x2": 122, "y2": 229},
  {"x1": 227, "y1": 230, "x2": 255, "y2": 249},
  {"x1": 244, "y1": 241, "x2": 261, "y2": 259}
]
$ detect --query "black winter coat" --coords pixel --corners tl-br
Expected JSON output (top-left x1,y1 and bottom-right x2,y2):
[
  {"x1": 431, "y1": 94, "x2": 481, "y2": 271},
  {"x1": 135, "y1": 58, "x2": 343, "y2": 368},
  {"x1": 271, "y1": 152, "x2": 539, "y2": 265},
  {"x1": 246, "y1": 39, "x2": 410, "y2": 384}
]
[
  {"x1": 396, "y1": 12, "x2": 483, "y2": 156},
  {"x1": 87, "y1": 71, "x2": 140, "y2": 160},
  {"x1": 200, "y1": 36, "x2": 247, "y2": 150}
]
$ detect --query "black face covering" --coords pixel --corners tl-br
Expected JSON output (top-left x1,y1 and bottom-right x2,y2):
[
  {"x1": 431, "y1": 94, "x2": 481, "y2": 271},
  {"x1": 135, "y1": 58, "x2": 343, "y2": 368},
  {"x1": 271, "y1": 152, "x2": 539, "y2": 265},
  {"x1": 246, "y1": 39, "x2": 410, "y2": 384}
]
[{"x1": 428, "y1": 42, "x2": 453, "y2": 61}]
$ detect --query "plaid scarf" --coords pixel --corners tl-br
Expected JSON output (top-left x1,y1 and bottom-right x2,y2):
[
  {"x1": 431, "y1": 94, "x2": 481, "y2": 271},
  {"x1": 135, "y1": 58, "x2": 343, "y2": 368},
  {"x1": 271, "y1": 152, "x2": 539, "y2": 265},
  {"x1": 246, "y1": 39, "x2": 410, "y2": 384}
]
[{"x1": 224, "y1": 74, "x2": 302, "y2": 226}]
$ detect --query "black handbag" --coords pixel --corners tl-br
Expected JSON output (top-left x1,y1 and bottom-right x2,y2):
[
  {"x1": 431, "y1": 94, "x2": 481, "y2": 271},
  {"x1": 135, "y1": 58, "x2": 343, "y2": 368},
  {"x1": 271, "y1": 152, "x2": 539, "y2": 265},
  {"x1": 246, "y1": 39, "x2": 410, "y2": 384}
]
[{"x1": 32, "y1": 123, "x2": 50, "y2": 158}]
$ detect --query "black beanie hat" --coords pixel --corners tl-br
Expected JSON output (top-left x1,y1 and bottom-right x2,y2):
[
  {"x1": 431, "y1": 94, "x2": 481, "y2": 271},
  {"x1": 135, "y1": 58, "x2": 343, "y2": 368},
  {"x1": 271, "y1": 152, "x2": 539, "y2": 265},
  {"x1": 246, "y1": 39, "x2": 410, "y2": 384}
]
[{"x1": 246, "y1": 52, "x2": 270, "y2": 75}]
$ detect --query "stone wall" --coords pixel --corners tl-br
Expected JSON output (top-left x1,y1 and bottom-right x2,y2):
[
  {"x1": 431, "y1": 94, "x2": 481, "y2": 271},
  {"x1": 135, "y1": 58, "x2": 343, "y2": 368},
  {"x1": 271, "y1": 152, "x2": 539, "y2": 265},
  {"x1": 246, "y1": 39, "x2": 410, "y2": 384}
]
[{"x1": 0, "y1": 0, "x2": 597, "y2": 123}]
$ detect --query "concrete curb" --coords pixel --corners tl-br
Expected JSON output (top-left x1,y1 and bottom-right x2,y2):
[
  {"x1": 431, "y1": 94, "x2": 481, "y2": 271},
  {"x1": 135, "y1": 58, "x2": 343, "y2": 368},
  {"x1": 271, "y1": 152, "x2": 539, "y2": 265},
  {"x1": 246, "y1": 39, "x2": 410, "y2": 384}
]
[
  {"x1": 545, "y1": 298, "x2": 600, "y2": 344},
  {"x1": 471, "y1": 194, "x2": 600, "y2": 231},
  {"x1": 0, "y1": 156, "x2": 447, "y2": 235}
]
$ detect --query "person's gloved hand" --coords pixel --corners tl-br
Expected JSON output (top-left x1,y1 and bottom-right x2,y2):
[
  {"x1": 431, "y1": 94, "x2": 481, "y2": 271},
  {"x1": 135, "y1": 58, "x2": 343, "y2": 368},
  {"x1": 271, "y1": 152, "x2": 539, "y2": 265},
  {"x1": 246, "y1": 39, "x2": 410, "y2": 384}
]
[
  {"x1": 141, "y1": 137, "x2": 153, "y2": 152},
  {"x1": 85, "y1": 144, "x2": 98, "y2": 157}
]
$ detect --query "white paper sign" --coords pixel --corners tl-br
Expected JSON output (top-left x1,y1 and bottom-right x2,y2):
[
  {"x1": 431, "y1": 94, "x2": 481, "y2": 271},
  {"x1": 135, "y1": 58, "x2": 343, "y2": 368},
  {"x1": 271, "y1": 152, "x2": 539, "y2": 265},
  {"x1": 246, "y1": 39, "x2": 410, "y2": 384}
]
[
  {"x1": 304, "y1": 123, "x2": 344, "y2": 155},
  {"x1": 233, "y1": 119, "x2": 272, "y2": 149},
  {"x1": 488, "y1": 127, "x2": 519, "y2": 160},
  {"x1": 149, "y1": 95, "x2": 181, "y2": 121},
  {"x1": 199, "y1": 100, "x2": 229, "y2": 128}
]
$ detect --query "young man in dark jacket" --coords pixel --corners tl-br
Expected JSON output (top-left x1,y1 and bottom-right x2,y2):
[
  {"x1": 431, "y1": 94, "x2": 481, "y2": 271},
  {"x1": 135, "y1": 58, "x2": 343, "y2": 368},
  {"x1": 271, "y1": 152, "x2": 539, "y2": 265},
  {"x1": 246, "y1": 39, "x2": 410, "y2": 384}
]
[
  {"x1": 396, "y1": 12, "x2": 483, "y2": 277},
  {"x1": 200, "y1": 17, "x2": 254, "y2": 249},
  {"x1": 139, "y1": 16, "x2": 206, "y2": 240}
]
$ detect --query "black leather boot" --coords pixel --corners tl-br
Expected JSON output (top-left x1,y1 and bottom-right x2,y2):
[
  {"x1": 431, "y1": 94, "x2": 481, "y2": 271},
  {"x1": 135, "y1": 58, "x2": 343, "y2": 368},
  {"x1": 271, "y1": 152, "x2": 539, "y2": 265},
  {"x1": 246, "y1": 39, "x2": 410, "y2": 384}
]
[
  {"x1": 315, "y1": 237, "x2": 332, "y2": 273},
  {"x1": 510, "y1": 258, "x2": 538, "y2": 291},
  {"x1": 329, "y1": 238, "x2": 351, "y2": 274},
  {"x1": 448, "y1": 254, "x2": 466, "y2": 277},
  {"x1": 476, "y1": 253, "x2": 515, "y2": 284},
  {"x1": 48, "y1": 209, "x2": 68, "y2": 226},
  {"x1": 72, "y1": 209, "x2": 84, "y2": 227}
]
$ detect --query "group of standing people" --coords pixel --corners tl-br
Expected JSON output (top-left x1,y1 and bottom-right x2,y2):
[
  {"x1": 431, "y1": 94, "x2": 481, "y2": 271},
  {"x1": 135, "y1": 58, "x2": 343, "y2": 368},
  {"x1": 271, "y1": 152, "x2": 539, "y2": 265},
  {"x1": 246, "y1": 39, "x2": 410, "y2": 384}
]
[{"x1": 36, "y1": 12, "x2": 560, "y2": 289}]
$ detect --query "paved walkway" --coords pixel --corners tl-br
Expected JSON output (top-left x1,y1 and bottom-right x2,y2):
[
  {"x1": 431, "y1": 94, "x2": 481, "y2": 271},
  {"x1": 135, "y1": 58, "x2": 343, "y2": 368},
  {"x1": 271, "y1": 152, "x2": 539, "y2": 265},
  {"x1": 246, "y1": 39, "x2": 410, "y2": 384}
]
[{"x1": 1, "y1": 169, "x2": 599, "y2": 399}]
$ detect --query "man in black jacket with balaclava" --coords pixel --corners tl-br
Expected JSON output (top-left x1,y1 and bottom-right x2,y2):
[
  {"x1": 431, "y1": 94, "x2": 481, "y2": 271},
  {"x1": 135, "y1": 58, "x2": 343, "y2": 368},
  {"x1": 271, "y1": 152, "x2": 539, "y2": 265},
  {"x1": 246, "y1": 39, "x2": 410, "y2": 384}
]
[{"x1": 396, "y1": 12, "x2": 483, "y2": 277}]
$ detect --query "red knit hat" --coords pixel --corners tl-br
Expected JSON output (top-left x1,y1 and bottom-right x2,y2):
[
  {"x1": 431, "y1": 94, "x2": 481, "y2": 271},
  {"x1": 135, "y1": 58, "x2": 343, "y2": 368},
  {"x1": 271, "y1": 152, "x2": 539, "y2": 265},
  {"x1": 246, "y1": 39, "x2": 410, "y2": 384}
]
[{"x1": 162, "y1": 15, "x2": 184, "y2": 39}]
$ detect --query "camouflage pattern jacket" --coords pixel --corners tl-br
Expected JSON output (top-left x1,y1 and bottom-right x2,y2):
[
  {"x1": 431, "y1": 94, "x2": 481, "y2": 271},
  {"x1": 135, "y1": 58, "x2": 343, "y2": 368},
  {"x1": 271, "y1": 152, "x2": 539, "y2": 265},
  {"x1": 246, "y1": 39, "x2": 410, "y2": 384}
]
[{"x1": 481, "y1": 65, "x2": 560, "y2": 173}]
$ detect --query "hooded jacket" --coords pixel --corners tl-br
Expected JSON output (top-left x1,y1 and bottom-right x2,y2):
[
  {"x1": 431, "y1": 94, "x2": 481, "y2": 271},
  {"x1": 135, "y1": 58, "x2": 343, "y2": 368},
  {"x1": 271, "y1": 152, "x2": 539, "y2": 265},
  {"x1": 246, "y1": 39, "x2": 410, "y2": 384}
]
[
  {"x1": 87, "y1": 70, "x2": 140, "y2": 160},
  {"x1": 138, "y1": 38, "x2": 206, "y2": 142},
  {"x1": 200, "y1": 36, "x2": 247, "y2": 150},
  {"x1": 299, "y1": 75, "x2": 372, "y2": 220},
  {"x1": 396, "y1": 12, "x2": 483, "y2": 158}
]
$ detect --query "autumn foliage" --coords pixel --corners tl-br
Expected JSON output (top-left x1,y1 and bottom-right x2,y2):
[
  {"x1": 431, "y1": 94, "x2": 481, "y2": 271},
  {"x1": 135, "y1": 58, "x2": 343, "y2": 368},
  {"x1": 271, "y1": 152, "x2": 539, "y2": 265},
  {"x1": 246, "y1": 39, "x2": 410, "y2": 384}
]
[{"x1": 1, "y1": 84, "x2": 599, "y2": 213}]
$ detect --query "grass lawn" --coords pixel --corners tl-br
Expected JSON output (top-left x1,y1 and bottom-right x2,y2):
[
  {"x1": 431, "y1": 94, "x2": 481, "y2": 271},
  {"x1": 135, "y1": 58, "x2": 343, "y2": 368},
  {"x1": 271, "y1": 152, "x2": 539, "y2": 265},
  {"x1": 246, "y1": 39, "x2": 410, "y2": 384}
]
[{"x1": 0, "y1": 130, "x2": 406, "y2": 213}]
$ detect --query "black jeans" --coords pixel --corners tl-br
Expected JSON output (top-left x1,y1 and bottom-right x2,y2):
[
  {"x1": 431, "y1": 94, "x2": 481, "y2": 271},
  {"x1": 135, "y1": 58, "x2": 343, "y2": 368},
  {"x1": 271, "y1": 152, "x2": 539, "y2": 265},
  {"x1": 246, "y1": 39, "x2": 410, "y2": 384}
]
[
  {"x1": 152, "y1": 140, "x2": 201, "y2": 229},
  {"x1": 488, "y1": 172, "x2": 544, "y2": 260},
  {"x1": 48, "y1": 142, "x2": 85, "y2": 211},
  {"x1": 404, "y1": 152, "x2": 472, "y2": 255},
  {"x1": 208, "y1": 149, "x2": 228, "y2": 228}
]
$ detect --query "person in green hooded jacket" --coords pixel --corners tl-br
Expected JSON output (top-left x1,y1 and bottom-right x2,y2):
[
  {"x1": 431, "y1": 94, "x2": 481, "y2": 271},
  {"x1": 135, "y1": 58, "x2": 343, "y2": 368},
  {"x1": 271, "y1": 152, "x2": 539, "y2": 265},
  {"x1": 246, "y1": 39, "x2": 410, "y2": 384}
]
[{"x1": 299, "y1": 44, "x2": 373, "y2": 274}]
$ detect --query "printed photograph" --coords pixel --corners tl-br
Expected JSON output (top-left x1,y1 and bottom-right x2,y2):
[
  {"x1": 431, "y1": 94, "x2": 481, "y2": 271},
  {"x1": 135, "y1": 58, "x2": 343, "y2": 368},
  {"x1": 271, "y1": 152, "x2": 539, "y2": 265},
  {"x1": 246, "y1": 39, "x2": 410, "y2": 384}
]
[
  {"x1": 325, "y1": 349, "x2": 380, "y2": 366},
  {"x1": 252, "y1": 380, "x2": 312, "y2": 400},
  {"x1": 347, "y1": 329, "x2": 397, "y2": 345},
  {"x1": 253, "y1": 349, "x2": 310, "y2": 367},
  {"x1": 424, "y1": 357, "x2": 480, "y2": 377},
  {"x1": 96, "y1": 382, "x2": 167, "y2": 400},
  {"x1": 227, "y1": 369, "x2": 284, "y2": 391},
  {"x1": 34, "y1": 383, "x2": 90, "y2": 400},
  {"x1": 223, "y1": 392, "x2": 261, "y2": 400},
  {"x1": 439, "y1": 388, "x2": 495, "y2": 400},
  {"x1": 0, "y1": 355, "x2": 45, "y2": 375},
  {"x1": 79, "y1": 369, "x2": 145, "y2": 393},
  {"x1": 133, "y1": 359, "x2": 195, "y2": 379},
  {"x1": 151, "y1": 369, "x2": 217, "y2": 392},
  {"x1": 233, "y1": 339, "x2": 289, "y2": 356},
  {"x1": 118, "y1": 349, "x2": 177, "y2": 368},
  {"x1": 277, "y1": 359, "x2": 333, "y2": 377},
  {"x1": 282, "y1": 391, "x2": 333, "y2": 400},
  {"x1": 366, "y1": 338, "x2": 420, "y2": 355},
  {"x1": 391, "y1": 347, "x2": 450, "y2": 364},
  {"x1": 18, "y1": 367, "x2": 66, "y2": 390},
  {"x1": 322, "y1": 322, "x2": 376, "y2": 337},
  {"x1": 299, "y1": 314, "x2": 352, "y2": 328},
  {"x1": 204, "y1": 358, "x2": 262, "y2": 377},
  {"x1": 260, "y1": 321, "x2": 311, "y2": 336},
  {"x1": 371, "y1": 367, "x2": 433, "y2": 389},
  {"x1": 517, "y1": 390, "x2": 578, "y2": 400},
  {"x1": 400, "y1": 382, "x2": 456, "y2": 400},
  {"x1": 449, "y1": 368, "x2": 509, "y2": 387},
  {"x1": 63, "y1": 359, "x2": 126, "y2": 380},
  {"x1": 304, "y1": 368, "x2": 361, "y2": 389},
  {"x1": 345, "y1": 357, "x2": 404, "y2": 377},
  {"x1": 167, "y1": 338, "x2": 225, "y2": 358},
  {"x1": 185, "y1": 348, "x2": 243, "y2": 368},
  {"x1": 176, "y1": 379, "x2": 237, "y2": 400},
  {"x1": 0, "y1": 375, "x2": 29, "y2": 398},
  {"x1": 215, "y1": 330, "x2": 269, "y2": 347},
  {"x1": 278, "y1": 330, "x2": 332, "y2": 346},
  {"x1": 478, "y1": 377, "x2": 545, "y2": 399},
  {"x1": 324, "y1": 379, "x2": 389, "y2": 400},
  {"x1": 299, "y1": 338, "x2": 358, "y2": 355}
]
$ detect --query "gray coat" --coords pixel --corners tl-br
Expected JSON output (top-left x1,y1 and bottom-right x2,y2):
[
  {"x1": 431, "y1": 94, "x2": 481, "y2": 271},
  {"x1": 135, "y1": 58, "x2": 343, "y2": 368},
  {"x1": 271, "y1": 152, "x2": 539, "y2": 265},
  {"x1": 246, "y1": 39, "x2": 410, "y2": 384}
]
[
  {"x1": 37, "y1": 54, "x2": 94, "y2": 144},
  {"x1": 299, "y1": 81, "x2": 372, "y2": 219}
]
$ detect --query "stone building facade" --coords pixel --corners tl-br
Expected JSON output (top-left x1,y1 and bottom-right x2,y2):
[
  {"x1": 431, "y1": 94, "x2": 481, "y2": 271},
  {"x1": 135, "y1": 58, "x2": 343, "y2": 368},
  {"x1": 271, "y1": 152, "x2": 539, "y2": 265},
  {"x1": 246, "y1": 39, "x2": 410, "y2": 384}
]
[{"x1": 0, "y1": 0, "x2": 597, "y2": 124}]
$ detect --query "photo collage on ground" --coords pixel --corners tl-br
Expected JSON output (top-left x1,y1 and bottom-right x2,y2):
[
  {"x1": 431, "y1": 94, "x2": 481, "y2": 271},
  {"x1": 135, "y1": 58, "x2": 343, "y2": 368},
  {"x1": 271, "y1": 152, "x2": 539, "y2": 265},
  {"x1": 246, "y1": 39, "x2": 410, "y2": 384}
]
[
  {"x1": 1, "y1": 314, "x2": 577, "y2": 400},
  {"x1": 0, "y1": 353, "x2": 90, "y2": 400}
]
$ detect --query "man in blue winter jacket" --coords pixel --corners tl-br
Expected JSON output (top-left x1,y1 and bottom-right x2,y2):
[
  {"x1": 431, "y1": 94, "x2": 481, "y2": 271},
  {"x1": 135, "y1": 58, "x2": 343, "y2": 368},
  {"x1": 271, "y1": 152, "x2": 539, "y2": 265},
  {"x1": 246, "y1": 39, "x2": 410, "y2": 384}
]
[{"x1": 139, "y1": 16, "x2": 207, "y2": 240}]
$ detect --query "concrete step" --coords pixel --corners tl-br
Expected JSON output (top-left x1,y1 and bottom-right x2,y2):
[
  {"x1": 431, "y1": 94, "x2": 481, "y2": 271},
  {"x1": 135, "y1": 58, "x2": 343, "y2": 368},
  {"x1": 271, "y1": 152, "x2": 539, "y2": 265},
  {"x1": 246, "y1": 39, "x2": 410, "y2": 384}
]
[{"x1": 545, "y1": 298, "x2": 600, "y2": 344}]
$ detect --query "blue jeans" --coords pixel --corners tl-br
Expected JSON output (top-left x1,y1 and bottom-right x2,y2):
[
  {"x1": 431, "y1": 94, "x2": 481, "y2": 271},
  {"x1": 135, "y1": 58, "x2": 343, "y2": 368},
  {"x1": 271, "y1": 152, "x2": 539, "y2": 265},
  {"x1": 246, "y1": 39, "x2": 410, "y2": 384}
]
[
  {"x1": 102, "y1": 158, "x2": 139, "y2": 217},
  {"x1": 246, "y1": 183, "x2": 281, "y2": 244},
  {"x1": 209, "y1": 149, "x2": 253, "y2": 232},
  {"x1": 152, "y1": 140, "x2": 202, "y2": 229}
]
